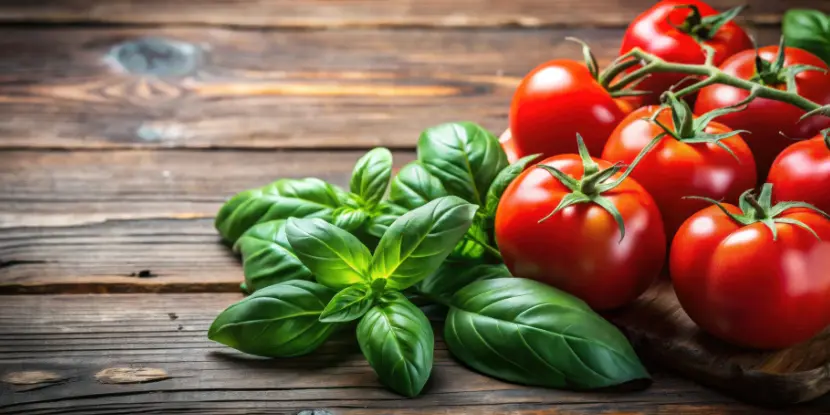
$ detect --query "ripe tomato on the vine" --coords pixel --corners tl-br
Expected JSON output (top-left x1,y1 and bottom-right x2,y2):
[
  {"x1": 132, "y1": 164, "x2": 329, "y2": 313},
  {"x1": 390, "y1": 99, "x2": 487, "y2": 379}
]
[
  {"x1": 602, "y1": 94, "x2": 756, "y2": 240},
  {"x1": 495, "y1": 136, "x2": 665, "y2": 311},
  {"x1": 509, "y1": 59, "x2": 634, "y2": 160},
  {"x1": 620, "y1": 0, "x2": 752, "y2": 105},
  {"x1": 695, "y1": 45, "x2": 830, "y2": 179},
  {"x1": 670, "y1": 184, "x2": 830, "y2": 349},
  {"x1": 768, "y1": 132, "x2": 830, "y2": 213}
]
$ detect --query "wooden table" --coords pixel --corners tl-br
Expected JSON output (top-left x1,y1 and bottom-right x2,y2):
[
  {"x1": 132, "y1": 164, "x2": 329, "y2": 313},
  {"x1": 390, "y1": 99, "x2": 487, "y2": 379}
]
[{"x1": 1, "y1": 1, "x2": 828, "y2": 413}]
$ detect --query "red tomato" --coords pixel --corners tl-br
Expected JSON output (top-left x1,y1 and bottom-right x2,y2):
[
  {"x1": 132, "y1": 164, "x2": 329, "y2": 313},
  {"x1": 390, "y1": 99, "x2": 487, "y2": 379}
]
[
  {"x1": 768, "y1": 133, "x2": 830, "y2": 213},
  {"x1": 695, "y1": 46, "x2": 830, "y2": 180},
  {"x1": 499, "y1": 128, "x2": 519, "y2": 164},
  {"x1": 620, "y1": 0, "x2": 752, "y2": 105},
  {"x1": 509, "y1": 60, "x2": 633, "y2": 159},
  {"x1": 495, "y1": 144, "x2": 666, "y2": 310},
  {"x1": 602, "y1": 105, "x2": 757, "y2": 240},
  {"x1": 671, "y1": 187, "x2": 830, "y2": 349}
]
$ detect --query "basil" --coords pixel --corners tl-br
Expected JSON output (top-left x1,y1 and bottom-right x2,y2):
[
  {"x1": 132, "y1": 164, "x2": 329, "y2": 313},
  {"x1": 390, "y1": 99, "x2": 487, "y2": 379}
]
[
  {"x1": 319, "y1": 282, "x2": 375, "y2": 323},
  {"x1": 365, "y1": 201, "x2": 408, "y2": 238},
  {"x1": 285, "y1": 218, "x2": 372, "y2": 289},
  {"x1": 333, "y1": 206, "x2": 370, "y2": 232},
  {"x1": 784, "y1": 10, "x2": 830, "y2": 65},
  {"x1": 233, "y1": 220, "x2": 313, "y2": 292},
  {"x1": 445, "y1": 278, "x2": 650, "y2": 390},
  {"x1": 416, "y1": 261, "x2": 511, "y2": 305},
  {"x1": 350, "y1": 147, "x2": 394, "y2": 207},
  {"x1": 357, "y1": 291, "x2": 434, "y2": 397},
  {"x1": 371, "y1": 196, "x2": 478, "y2": 290},
  {"x1": 208, "y1": 280, "x2": 337, "y2": 357},
  {"x1": 216, "y1": 178, "x2": 343, "y2": 243},
  {"x1": 417, "y1": 122, "x2": 508, "y2": 206},
  {"x1": 390, "y1": 162, "x2": 448, "y2": 210}
]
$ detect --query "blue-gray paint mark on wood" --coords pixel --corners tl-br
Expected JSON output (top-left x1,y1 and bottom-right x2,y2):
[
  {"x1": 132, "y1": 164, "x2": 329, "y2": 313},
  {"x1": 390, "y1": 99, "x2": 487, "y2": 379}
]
[{"x1": 109, "y1": 38, "x2": 201, "y2": 77}]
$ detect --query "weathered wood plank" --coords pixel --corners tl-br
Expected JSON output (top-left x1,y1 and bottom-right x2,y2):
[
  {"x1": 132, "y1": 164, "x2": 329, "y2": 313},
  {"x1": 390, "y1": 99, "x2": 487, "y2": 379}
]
[
  {"x1": 0, "y1": 294, "x2": 825, "y2": 414},
  {"x1": 0, "y1": 27, "x2": 780, "y2": 150},
  {"x1": 0, "y1": 150, "x2": 415, "y2": 293},
  {"x1": 0, "y1": 0, "x2": 814, "y2": 28}
]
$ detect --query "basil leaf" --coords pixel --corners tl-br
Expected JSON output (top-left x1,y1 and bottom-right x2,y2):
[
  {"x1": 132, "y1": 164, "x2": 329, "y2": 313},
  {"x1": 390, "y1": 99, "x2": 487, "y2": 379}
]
[
  {"x1": 417, "y1": 122, "x2": 508, "y2": 205},
  {"x1": 215, "y1": 178, "x2": 342, "y2": 243},
  {"x1": 233, "y1": 220, "x2": 313, "y2": 292},
  {"x1": 285, "y1": 218, "x2": 372, "y2": 289},
  {"x1": 349, "y1": 147, "x2": 393, "y2": 207},
  {"x1": 389, "y1": 162, "x2": 448, "y2": 210},
  {"x1": 370, "y1": 196, "x2": 478, "y2": 290},
  {"x1": 445, "y1": 278, "x2": 650, "y2": 390},
  {"x1": 450, "y1": 217, "x2": 487, "y2": 260},
  {"x1": 357, "y1": 291, "x2": 434, "y2": 397},
  {"x1": 483, "y1": 154, "x2": 539, "y2": 218},
  {"x1": 208, "y1": 280, "x2": 337, "y2": 357},
  {"x1": 320, "y1": 282, "x2": 375, "y2": 323},
  {"x1": 784, "y1": 10, "x2": 830, "y2": 65},
  {"x1": 333, "y1": 206, "x2": 369, "y2": 232},
  {"x1": 417, "y1": 261, "x2": 511, "y2": 305},
  {"x1": 366, "y1": 202, "x2": 409, "y2": 238}
]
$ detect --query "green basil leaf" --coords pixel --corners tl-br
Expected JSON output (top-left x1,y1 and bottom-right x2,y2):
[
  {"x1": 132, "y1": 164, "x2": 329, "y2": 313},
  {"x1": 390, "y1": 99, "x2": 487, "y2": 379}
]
[
  {"x1": 417, "y1": 122, "x2": 508, "y2": 205},
  {"x1": 370, "y1": 196, "x2": 477, "y2": 290},
  {"x1": 366, "y1": 202, "x2": 409, "y2": 238},
  {"x1": 350, "y1": 147, "x2": 394, "y2": 207},
  {"x1": 357, "y1": 291, "x2": 433, "y2": 397},
  {"x1": 417, "y1": 261, "x2": 511, "y2": 305},
  {"x1": 449, "y1": 217, "x2": 488, "y2": 260},
  {"x1": 285, "y1": 218, "x2": 372, "y2": 289},
  {"x1": 208, "y1": 280, "x2": 337, "y2": 357},
  {"x1": 445, "y1": 278, "x2": 650, "y2": 390},
  {"x1": 215, "y1": 178, "x2": 343, "y2": 243},
  {"x1": 483, "y1": 154, "x2": 539, "y2": 217},
  {"x1": 389, "y1": 162, "x2": 448, "y2": 210},
  {"x1": 784, "y1": 10, "x2": 830, "y2": 65},
  {"x1": 233, "y1": 220, "x2": 313, "y2": 292},
  {"x1": 320, "y1": 282, "x2": 375, "y2": 323},
  {"x1": 333, "y1": 206, "x2": 370, "y2": 232}
]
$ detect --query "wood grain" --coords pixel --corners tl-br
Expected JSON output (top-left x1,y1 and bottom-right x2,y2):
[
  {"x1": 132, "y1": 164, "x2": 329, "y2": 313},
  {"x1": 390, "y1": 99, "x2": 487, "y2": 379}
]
[
  {"x1": 610, "y1": 281, "x2": 830, "y2": 406},
  {"x1": 0, "y1": 0, "x2": 814, "y2": 28},
  {"x1": 0, "y1": 27, "x2": 780, "y2": 150},
  {"x1": 0, "y1": 293, "x2": 826, "y2": 414},
  {"x1": 0, "y1": 150, "x2": 415, "y2": 293}
]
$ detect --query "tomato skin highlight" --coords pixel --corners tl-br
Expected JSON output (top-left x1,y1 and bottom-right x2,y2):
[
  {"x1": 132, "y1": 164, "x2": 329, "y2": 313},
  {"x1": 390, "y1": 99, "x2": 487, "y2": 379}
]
[
  {"x1": 509, "y1": 60, "x2": 630, "y2": 160},
  {"x1": 601, "y1": 106, "x2": 757, "y2": 240},
  {"x1": 619, "y1": 0, "x2": 753, "y2": 105},
  {"x1": 495, "y1": 155, "x2": 666, "y2": 311},
  {"x1": 694, "y1": 46, "x2": 830, "y2": 180},
  {"x1": 767, "y1": 135, "x2": 830, "y2": 214},
  {"x1": 671, "y1": 206, "x2": 830, "y2": 349}
]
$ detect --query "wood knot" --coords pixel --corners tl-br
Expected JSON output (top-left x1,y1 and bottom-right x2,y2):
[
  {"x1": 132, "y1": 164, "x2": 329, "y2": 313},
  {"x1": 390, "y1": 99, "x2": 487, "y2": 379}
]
[
  {"x1": 109, "y1": 38, "x2": 201, "y2": 77},
  {"x1": 95, "y1": 367, "x2": 170, "y2": 384},
  {"x1": 1, "y1": 371, "x2": 63, "y2": 385}
]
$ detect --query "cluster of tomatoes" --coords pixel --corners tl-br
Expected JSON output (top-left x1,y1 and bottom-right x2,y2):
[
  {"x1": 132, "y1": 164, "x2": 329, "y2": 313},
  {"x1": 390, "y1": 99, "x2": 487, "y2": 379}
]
[{"x1": 494, "y1": 0, "x2": 830, "y2": 349}]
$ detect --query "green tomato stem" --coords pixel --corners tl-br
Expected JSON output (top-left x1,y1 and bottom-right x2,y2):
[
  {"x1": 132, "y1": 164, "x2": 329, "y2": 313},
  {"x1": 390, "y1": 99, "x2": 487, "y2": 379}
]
[{"x1": 602, "y1": 48, "x2": 824, "y2": 113}]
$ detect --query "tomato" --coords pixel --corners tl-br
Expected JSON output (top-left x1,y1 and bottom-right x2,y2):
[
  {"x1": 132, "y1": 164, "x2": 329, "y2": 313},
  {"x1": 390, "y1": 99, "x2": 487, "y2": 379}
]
[
  {"x1": 499, "y1": 128, "x2": 520, "y2": 164},
  {"x1": 767, "y1": 133, "x2": 830, "y2": 214},
  {"x1": 695, "y1": 46, "x2": 830, "y2": 180},
  {"x1": 509, "y1": 60, "x2": 633, "y2": 160},
  {"x1": 495, "y1": 138, "x2": 666, "y2": 310},
  {"x1": 620, "y1": 0, "x2": 752, "y2": 105},
  {"x1": 602, "y1": 102, "x2": 756, "y2": 240},
  {"x1": 670, "y1": 185, "x2": 830, "y2": 349}
]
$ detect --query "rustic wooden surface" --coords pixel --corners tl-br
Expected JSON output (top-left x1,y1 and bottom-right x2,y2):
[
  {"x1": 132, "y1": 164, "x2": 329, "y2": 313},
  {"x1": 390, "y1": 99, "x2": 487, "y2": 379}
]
[
  {"x1": 1, "y1": 0, "x2": 829, "y2": 413},
  {"x1": 609, "y1": 281, "x2": 830, "y2": 407}
]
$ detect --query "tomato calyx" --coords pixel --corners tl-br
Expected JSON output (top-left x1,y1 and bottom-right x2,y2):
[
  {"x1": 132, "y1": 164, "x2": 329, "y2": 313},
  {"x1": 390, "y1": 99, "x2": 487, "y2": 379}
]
[
  {"x1": 570, "y1": 38, "x2": 651, "y2": 98},
  {"x1": 646, "y1": 92, "x2": 749, "y2": 160},
  {"x1": 536, "y1": 134, "x2": 639, "y2": 242},
  {"x1": 671, "y1": 4, "x2": 744, "y2": 43},
  {"x1": 822, "y1": 128, "x2": 830, "y2": 151},
  {"x1": 752, "y1": 37, "x2": 827, "y2": 90},
  {"x1": 687, "y1": 183, "x2": 830, "y2": 240}
]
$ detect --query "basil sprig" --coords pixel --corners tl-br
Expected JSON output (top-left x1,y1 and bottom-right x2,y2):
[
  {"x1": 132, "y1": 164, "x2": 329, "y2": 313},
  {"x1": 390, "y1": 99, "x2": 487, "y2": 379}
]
[
  {"x1": 210, "y1": 121, "x2": 650, "y2": 398},
  {"x1": 783, "y1": 10, "x2": 830, "y2": 65}
]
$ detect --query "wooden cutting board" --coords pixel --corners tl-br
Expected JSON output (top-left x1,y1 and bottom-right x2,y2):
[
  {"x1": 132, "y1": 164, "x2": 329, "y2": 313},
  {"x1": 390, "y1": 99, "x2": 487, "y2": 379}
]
[{"x1": 608, "y1": 280, "x2": 830, "y2": 407}]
